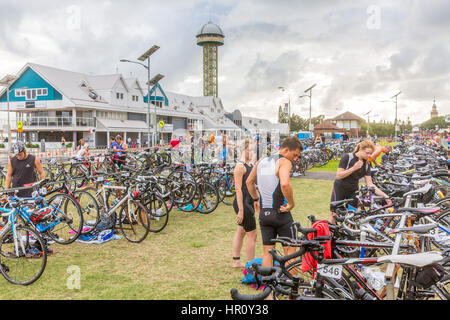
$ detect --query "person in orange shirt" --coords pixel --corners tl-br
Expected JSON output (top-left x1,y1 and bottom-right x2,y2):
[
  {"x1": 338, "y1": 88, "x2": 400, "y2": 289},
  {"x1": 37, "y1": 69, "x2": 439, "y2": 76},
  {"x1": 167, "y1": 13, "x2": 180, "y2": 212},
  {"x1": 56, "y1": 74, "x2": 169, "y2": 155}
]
[{"x1": 368, "y1": 144, "x2": 392, "y2": 167}]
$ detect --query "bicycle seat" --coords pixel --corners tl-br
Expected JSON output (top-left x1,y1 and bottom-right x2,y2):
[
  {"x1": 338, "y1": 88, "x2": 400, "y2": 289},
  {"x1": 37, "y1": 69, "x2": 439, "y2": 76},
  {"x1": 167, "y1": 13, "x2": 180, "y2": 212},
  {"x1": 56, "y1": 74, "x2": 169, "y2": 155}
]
[
  {"x1": 390, "y1": 223, "x2": 438, "y2": 235},
  {"x1": 414, "y1": 160, "x2": 427, "y2": 167},
  {"x1": 397, "y1": 207, "x2": 441, "y2": 215},
  {"x1": 378, "y1": 251, "x2": 442, "y2": 268},
  {"x1": 403, "y1": 184, "x2": 432, "y2": 197}
]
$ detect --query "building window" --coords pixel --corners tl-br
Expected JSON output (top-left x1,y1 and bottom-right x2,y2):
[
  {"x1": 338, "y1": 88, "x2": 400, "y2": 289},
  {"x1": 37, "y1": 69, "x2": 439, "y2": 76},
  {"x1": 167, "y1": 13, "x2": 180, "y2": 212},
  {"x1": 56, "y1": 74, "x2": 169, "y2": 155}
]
[
  {"x1": 151, "y1": 101, "x2": 163, "y2": 108},
  {"x1": 16, "y1": 88, "x2": 48, "y2": 99},
  {"x1": 120, "y1": 93, "x2": 124, "y2": 99}
]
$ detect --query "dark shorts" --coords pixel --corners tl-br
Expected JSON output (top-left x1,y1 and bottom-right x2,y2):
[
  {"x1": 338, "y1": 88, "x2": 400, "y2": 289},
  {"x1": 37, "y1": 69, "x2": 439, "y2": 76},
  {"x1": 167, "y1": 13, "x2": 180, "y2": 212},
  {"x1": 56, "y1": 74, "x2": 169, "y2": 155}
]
[
  {"x1": 233, "y1": 198, "x2": 256, "y2": 232},
  {"x1": 330, "y1": 182, "x2": 358, "y2": 211},
  {"x1": 259, "y1": 208, "x2": 294, "y2": 246}
]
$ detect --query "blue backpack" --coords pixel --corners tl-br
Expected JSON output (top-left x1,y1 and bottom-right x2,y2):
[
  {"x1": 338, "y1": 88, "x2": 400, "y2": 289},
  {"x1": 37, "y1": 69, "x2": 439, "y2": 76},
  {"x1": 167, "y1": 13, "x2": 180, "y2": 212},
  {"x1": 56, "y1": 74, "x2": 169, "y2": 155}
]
[{"x1": 241, "y1": 258, "x2": 279, "y2": 285}]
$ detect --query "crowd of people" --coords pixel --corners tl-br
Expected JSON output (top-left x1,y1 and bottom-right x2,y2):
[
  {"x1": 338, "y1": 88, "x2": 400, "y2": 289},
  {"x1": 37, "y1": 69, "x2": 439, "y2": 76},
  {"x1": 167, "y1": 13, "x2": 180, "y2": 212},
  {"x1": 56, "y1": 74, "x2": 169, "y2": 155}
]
[{"x1": 228, "y1": 132, "x2": 448, "y2": 272}]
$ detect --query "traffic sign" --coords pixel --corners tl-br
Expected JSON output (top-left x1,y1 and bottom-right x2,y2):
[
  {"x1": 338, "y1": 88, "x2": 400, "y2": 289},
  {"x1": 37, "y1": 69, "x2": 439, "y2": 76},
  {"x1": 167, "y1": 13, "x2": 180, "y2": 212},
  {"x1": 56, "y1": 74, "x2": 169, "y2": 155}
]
[
  {"x1": 159, "y1": 120, "x2": 165, "y2": 128},
  {"x1": 18, "y1": 127, "x2": 23, "y2": 133},
  {"x1": 17, "y1": 121, "x2": 23, "y2": 129}
]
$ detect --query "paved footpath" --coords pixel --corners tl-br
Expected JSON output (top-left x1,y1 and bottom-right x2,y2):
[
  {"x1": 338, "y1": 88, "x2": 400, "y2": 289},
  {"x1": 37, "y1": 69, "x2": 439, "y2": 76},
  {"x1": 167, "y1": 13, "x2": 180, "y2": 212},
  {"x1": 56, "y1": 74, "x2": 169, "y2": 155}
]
[{"x1": 295, "y1": 171, "x2": 336, "y2": 181}]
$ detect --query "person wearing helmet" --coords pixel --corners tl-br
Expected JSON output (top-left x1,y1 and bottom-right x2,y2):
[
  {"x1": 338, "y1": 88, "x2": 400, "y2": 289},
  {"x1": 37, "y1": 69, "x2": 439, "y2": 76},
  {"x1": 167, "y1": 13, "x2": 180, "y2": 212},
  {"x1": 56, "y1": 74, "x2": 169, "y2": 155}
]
[{"x1": 5, "y1": 141, "x2": 45, "y2": 197}]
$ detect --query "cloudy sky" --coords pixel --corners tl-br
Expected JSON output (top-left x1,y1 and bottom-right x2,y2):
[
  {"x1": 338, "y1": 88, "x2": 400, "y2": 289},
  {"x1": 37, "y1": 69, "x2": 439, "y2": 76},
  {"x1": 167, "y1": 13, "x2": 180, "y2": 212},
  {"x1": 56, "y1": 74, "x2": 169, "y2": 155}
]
[{"x1": 0, "y1": 0, "x2": 449, "y2": 125}]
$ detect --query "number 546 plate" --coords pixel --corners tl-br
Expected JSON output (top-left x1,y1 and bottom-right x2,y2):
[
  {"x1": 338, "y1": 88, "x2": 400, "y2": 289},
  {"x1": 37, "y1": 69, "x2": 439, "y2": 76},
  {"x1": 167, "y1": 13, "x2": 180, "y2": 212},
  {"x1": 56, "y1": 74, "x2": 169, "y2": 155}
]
[{"x1": 317, "y1": 264, "x2": 342, "y2": 279}]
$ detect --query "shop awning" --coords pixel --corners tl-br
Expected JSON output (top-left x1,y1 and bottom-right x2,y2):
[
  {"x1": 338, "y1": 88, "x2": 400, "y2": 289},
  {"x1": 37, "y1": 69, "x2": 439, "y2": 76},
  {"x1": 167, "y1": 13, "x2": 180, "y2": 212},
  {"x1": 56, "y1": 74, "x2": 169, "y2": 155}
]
[{"x1": 96, "y1": 119, "x2": 152, "y2": 132}]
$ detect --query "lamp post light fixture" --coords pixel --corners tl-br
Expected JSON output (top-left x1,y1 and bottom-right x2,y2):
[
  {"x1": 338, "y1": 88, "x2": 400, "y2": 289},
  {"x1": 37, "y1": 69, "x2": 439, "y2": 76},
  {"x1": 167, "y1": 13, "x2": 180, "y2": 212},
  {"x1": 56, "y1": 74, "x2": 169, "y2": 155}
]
[
  {"x1": 0, "y1": 74, "x2": 18, "y2": 152},
  {"x1": 278, "y1": 86, "x2": 291, "y2": 133},
  {"x1": 120, "y1": 45, "x2": 160, "y2": 147}
]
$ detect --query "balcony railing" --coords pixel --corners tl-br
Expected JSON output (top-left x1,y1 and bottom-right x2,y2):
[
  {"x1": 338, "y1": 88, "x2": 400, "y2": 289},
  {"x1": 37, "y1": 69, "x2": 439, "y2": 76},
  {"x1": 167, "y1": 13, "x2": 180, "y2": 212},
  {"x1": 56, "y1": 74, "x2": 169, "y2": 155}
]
[{"x1": 21, "y1": 117, "x2": 95, "y2": 127}]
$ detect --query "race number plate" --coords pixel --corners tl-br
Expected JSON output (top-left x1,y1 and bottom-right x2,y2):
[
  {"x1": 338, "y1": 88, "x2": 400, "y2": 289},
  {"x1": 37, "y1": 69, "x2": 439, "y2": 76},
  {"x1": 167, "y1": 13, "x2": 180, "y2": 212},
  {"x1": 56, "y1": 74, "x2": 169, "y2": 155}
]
[{"x1": 317, "y1": 264, "x2": 343, "y2": 279}]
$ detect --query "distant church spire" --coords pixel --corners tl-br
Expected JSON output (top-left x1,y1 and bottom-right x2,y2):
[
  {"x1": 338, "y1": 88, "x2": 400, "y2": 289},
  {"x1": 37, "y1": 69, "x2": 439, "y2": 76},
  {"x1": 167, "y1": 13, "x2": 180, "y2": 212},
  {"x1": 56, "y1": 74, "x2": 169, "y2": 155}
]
[{"x1": 430, "y1": 97, "x2": 438, "y2": 119}]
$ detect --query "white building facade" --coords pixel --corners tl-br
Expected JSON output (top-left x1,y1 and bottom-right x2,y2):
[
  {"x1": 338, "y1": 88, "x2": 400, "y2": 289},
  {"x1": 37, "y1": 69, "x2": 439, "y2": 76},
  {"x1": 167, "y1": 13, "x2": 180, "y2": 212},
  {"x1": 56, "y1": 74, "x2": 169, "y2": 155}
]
[{"x1": 0, "y1": 63, "x2": 241, "y2": 148}]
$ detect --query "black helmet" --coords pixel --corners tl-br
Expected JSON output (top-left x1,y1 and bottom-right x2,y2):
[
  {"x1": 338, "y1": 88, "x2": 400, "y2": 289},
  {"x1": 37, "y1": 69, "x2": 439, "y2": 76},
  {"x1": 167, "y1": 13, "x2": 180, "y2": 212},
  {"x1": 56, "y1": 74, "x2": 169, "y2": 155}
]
[{"x1": 12, "y1": 141, "x2": 26, "y2": 155}]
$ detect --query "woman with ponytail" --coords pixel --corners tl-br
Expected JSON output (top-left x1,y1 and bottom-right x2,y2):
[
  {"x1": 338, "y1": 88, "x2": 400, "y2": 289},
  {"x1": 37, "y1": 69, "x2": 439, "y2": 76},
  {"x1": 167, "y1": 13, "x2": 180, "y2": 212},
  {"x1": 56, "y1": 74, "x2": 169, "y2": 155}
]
[{"x1": 329, "y1": 140, "x2": 391, "y2": 223}]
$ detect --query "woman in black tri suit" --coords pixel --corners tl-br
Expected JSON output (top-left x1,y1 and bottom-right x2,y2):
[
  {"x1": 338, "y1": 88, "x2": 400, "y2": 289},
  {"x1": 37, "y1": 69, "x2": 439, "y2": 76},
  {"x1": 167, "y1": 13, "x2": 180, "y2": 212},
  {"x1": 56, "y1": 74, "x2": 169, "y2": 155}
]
[
  {"x1": 329, "y1": 140, "x2": 391, "y2": 223},
  {"x1": 231, "y1": 139, "x2": 259, "y2": 268}
]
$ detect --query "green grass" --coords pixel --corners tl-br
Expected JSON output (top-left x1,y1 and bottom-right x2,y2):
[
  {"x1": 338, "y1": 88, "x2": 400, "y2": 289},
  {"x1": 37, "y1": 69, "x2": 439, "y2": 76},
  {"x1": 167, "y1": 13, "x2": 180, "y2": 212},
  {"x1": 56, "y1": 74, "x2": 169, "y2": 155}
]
[
  {"x1": 0, "y1": 178, "x2": 333, "y2": 300},
  {"x1": 309, "y1": 159, "x2": 340, "y2": 172},
  {"x1": 309, "y1": 139, "x2": 398, "y2": 172}
]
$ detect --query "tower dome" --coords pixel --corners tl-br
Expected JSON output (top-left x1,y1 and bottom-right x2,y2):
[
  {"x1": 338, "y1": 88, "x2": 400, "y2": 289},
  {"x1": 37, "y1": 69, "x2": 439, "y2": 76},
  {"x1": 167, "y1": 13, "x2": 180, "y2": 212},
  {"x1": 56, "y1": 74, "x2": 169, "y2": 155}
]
[{"x1": 196, "y1": 21, "x2": 225, "y2": 46}]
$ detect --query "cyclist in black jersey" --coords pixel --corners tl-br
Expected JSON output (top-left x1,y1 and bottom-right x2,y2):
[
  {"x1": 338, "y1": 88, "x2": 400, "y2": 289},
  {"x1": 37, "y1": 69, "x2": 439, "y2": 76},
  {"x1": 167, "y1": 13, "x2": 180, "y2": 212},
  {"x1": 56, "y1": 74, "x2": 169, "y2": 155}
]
[
  {"x1": 246, "y1": 136, "x2": 303, "y2": 275},
  {"x1": 329, "y1": 140, "x2": 391, "y2": 223},
  {"x1": 231, "y1": 139, "x2": 259, "y2": 268}
]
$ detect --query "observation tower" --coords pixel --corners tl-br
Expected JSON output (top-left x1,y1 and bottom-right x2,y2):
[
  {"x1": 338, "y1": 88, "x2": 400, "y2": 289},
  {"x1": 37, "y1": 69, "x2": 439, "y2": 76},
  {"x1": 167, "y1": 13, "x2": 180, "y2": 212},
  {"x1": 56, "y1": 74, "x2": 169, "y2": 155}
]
[{"x1": 196, "y1": 21, "x2": 225, "y2": 97}]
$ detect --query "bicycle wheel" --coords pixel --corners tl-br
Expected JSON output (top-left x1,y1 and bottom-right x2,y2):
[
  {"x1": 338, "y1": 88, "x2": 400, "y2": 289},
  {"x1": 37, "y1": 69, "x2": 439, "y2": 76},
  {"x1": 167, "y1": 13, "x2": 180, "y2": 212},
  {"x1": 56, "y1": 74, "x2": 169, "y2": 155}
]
[
  {"x1": 118, "y1": 200, "x2": 150, "y2": 243},
  {"x1": 196, "y1": 182, "x2": 220, "y2": 214},
  {"x1": 285, "y1": 258, "x2": 355, "y2": 300},
  {"x1": 73, "y1": 189, "x2": 101, "y2": 233},
  {"x1": 218, "y1": 175, "x2": 235, "y2": 206},
  {"x1": 168, "y1": 178, "x2": 197, "y2": 207},
  {"x1": 45, "y1": 193, "x2": 84, "y2": 245},
  {"x1": 431, "y1": 209, "x2": 450, "y2": 251},
  {"x1": 0, "y1": 225, "x2": 47, "y2": 285},
  {"x1": 145, "y1": 193, "x2": 169, "y2": 233},
  {"x1": 69, "y1": 165, "x2": 86, "y2": 188}
]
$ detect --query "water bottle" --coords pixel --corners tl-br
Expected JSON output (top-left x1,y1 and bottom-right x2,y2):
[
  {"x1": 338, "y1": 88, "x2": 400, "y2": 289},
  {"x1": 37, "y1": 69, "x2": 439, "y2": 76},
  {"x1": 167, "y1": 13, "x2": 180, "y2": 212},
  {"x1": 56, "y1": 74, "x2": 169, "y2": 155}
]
[
  {"x1": 52, "y1": 197, "x2": 63, "y2": 208},
  {"x1": 373, "y1": 219, "x2": 384, "y2": 231},
  {"x1": 151, "y1": 208, "x2": 162, "y2": 221},
  {"x1": 360, "y1": 266, "x2": 385, "y2": 291},
  {"x1": 110, "y1": 198, "x2": 119, "y2": 209}
]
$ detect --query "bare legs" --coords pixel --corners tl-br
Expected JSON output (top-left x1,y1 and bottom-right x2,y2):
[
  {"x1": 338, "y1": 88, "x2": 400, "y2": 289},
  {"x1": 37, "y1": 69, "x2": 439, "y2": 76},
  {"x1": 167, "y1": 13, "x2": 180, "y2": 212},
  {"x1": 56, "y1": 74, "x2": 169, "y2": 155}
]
[{"x1": 232, "y1": 226, "x2": 257, "y2": 268}]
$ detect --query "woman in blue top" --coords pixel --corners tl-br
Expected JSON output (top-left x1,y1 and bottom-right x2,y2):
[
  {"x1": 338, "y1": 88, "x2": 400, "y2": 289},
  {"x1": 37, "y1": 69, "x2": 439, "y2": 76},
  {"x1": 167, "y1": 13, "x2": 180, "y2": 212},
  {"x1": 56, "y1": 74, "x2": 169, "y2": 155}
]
[{"x1": 112, "y1": 135, "x2": 128, "y2": 167}]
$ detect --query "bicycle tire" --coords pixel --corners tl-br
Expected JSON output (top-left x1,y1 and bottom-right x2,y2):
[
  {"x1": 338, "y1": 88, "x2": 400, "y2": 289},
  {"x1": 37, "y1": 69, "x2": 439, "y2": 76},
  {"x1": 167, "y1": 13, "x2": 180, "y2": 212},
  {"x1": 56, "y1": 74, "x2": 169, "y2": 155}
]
[
  {"x1": 196, "y1": 182, "x2": 220, "y2": 214},
  {"x1": 118, "y1": 200, "x2": 150, "y2": 243},
  {"x1": 145, "y1": 193, "x2": 169, "y2": 233},
  {"x1": 46, "y1": 193, "x2": 84, "y2": 245},
  {"x1": 218, "y1": 175, "x2": 235, "y2": 206},
  {"x1": 73, "y1": 189, "x2": 101, "y2": 233},
  {"x1": 0, "y1": 225, "x2": 47, "y2": 285},
  {"x1": 285, "y1": 258, "x2": 355, "y2": 300}
]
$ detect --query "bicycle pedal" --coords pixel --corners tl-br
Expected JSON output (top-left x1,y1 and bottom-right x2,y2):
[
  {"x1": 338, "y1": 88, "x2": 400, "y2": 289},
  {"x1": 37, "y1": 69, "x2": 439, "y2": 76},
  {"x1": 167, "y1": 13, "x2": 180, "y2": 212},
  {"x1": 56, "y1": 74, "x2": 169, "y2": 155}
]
[{"x1": 1, "y1": 263, "x2": 9, "y2": 273}]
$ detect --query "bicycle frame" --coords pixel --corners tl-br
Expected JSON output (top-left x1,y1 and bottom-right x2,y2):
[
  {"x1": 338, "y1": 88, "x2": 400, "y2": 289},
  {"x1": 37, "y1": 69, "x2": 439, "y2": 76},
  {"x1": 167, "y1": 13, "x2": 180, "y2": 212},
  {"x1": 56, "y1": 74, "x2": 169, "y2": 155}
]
[{"x1": 1, "y1": 196, "x2": 68, "y2": 234}]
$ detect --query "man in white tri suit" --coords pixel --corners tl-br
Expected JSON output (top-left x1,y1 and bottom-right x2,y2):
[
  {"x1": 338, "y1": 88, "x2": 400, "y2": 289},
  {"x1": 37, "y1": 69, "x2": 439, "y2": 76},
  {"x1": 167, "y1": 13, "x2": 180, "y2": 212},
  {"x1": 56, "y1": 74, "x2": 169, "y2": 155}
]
[{"x1": 246, "y1": 136, "x2": 303, "y2": 271}]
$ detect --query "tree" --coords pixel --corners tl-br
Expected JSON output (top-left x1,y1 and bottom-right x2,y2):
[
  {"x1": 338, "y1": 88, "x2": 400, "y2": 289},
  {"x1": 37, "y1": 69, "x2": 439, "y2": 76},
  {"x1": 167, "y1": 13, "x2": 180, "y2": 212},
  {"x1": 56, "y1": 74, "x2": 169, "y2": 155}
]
[
  {"x1": 420, "y1": 116, "x2": 446, "y2": 131},
  {"x1": 289, "y1": 114, "x2": 308, "y2": 132},
  {"x1": 278, "y1": 105, "x2": 288, "y2": 124}
]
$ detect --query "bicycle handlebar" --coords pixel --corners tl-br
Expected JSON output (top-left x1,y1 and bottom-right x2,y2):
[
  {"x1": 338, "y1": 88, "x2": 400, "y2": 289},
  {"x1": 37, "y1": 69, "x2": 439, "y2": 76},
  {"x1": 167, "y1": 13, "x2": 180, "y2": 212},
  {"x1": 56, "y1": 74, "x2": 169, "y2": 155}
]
[{"x1": 230, "y1": 287, "x2": 272, "y2": 300}]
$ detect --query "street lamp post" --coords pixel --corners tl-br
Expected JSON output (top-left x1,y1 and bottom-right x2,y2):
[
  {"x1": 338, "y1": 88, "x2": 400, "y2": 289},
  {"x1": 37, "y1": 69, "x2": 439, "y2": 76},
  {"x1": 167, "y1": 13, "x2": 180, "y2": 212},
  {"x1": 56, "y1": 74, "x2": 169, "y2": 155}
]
[
  {"x1": 380, "y1": 91, "x2": 401, "y2": 142},
  {"x1": 120, "y1": 45, "x2": 160, "y2": 147},
  {"x1": 0, "y1": 74, "x2": 18, "y2": 152},
  {"x1": 278, "y1": 87, "x2": 291, "y2": 133},
  {"x1": 303, "y1": 84, "x2": 316, "y2": 133},
  {"x1": 148, "y1": 74, "x2": 164, "y2": 146},
  {"x1": 364, "y1": 110, "x2": 372, "y2": 136}
]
